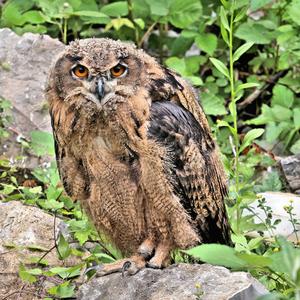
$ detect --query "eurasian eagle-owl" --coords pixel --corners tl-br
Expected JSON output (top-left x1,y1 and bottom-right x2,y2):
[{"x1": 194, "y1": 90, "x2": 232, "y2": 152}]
[{"x1": 46, "y1": 38, "x2": 231, "y2": 275}]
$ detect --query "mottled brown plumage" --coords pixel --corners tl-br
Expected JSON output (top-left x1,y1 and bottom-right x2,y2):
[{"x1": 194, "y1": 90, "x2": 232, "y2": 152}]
[{"x1": 46, "y1": 38, "x2": 231, "y2": 275}]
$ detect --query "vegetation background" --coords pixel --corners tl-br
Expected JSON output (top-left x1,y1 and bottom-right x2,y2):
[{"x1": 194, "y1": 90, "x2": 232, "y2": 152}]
[{"x1": 0, "y1": 0, "x2": 300, "y2": 299}]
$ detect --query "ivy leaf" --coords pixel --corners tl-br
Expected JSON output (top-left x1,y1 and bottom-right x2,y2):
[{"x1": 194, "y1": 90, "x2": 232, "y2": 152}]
[
  {"x1": 233, "y1": 42, "x2": 254, "y2": 62},
  {"x1": 209, "y1": 58, "x2": 229, "y2": 79},
  {"x1": 195, "y1": 33, "x2": 218, "y2": 56}
]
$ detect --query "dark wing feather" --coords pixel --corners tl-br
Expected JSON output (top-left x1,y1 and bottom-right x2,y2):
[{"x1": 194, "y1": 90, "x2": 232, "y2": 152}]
[{"x1": 148, "y1": 101, "x2": 231, "y2": 245}]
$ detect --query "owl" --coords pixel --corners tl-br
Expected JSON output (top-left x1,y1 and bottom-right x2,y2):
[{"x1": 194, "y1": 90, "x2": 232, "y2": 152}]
[{"x1": 46, "y1": 38, "x2": 231, "y2": 276}]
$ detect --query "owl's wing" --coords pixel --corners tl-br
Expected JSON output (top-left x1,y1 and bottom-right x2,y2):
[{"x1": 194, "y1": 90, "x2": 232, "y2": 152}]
[
  {"x1": 148, "y1": 101, "x2": 231, "y2": 245},
  {"x1": 51, "y1": 124, "x2": 90, "y2": 202}
]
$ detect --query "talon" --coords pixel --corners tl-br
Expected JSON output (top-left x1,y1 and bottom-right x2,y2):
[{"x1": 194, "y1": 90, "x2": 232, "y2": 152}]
[
  {"x1": 146, "y1": 261, "x2": 162, "y2": 269},
  {"x1": 122, "y1": 261, "x2": 132, "y2": 277}
]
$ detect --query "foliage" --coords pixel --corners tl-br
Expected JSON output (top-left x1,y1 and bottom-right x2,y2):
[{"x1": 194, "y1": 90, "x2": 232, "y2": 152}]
[{"x1": 1, "y1": 0, "x2": 300, "y2": 298}]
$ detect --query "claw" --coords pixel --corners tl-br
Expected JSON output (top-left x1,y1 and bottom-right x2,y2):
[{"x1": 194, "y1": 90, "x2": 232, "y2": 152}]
[{"x1": 122, "y1": 261, "x2": 132, "y2": 277}]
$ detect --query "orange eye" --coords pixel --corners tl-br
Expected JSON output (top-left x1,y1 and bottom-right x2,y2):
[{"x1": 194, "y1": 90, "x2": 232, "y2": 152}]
[
  {"x1": 72, "y1": 65, "x2": 89, "y2": 78},
  {"x1": 110, "y1": 64, "x2": 127, "y2": 78}
]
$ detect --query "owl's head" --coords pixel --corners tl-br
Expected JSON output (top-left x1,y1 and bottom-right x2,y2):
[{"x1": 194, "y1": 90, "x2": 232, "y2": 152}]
[{"x1": 46, "y1": 38, "x2": 165, "y2": 115}]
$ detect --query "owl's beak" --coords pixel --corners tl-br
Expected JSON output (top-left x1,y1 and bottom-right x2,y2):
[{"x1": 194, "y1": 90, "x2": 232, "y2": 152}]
[{"x1": 96, "y1": 78, "x2": 105, "y2": 100}]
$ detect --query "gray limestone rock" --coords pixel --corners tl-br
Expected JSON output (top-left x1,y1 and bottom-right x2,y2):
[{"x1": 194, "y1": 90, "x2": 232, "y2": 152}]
[
  {"x1": 280, "y1": 154, "x2": 300, "y2": 194},
  {"x1": 0, "y1": 201, "x2": 79, "y2": 299},
  {"x1": 77, "y1": 263, "x2": 268, "y2": 300},
  {"x1": 0, "y1": 28, "x2": 64, "y2": 167}
]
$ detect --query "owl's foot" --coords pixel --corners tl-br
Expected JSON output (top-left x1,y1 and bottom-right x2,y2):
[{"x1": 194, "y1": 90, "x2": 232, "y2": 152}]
[
  {"x1": 147, "y1": 241, "x2": 171, "y2": 269},
  {"x1": 138, "y1": 238, "x2": 155, "y2": 258},
  {"x1": 87, "y1": 255, "x2": 146, "y2": 277}
]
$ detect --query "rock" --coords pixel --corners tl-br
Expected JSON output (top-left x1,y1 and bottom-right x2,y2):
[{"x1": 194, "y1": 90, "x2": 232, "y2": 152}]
[
  {"x1": 0, "y1": 28, "x2": 64, "y2": 167},
  {"x1": 0, "y1": 201, "x2": 79, "y2": 299},
  {"x1": 280, "y1": 154, "x2": 300, "y2": 194},
  {"x1": 77, "y1": 263, "x2": 268, "y2": 300},
  {"x1": 244, "y1": 192, "x2": 300, "y2": 242}
]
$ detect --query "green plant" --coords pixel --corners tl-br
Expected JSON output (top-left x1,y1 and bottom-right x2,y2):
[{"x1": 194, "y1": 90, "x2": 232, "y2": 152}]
[
  {"x1": 0, "y1": 97, "x2": 12, "y2": 141},
  {"x1": 185, "y1": 236, "x2": 300, "y2": 299},
  {"x1": 1, "y1": 0, "x2": 300, "y2": 297}
]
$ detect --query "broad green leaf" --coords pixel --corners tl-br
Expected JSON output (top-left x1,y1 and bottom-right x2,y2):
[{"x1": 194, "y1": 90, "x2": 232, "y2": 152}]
[
  {"x1": 272, "y1": 105, "x2": 293, "y2": 122},
  {"x1": 49, "y1": 265, "x2": 81, "y2": 279},
  {"x1": 19, "y1": 264, "x2": 37, "y2": 283},
  {"x1": 233, "y1": 42, "x2": 254, "y2": 62},
  {"x1": 26, "y1": 268, "x2": 43, "y2": 275},
  {"x1": 186, "y1": 76, "x2": 203, "y2": 86},
  {"x1": 74, "y1": 230, "x2": 90, "y2": 245},
  {"x1": 235, "y1": 23, "x2": 275, "y2": 44},
  {"x1": 236, "y1": 82, "x2": 259, "y2": 93},
  {"x1": 57, "y1": 234, "x2": 71, "y2": 260},
  {"x1": 246, "y1": 104, "x2": 274, "y2": 125},
  {"x1": 239, "y1": 128, "x2": 264, "y2": 153},
  {"x1": 271, "y1": 85, "x2": 294, "y2": 108},
  {"x1": 184, "y1": 244, "x2": 247, "y2": 269},
  {"x1": 39, "y1": 198, "x2": 64, "y2": 210},
  {"x1": 201, "y1": 92, "x2": 227, "y2": 116},
  {"x1": 293, "y1": 108, "x2": 300, "y2": 129},
  {"x1": 270, "y1": 236, "x2": 300, "y2": 282},
  {"x1": 94, "y1": 252, "x2": 116, "y2": 263},
  {"x1": 165, "y1": 57, "x2": 186, "y2": 75},
  {"x1": 22, "y1": 10, "x2": 47, "y2": 24},
  {"x1": 220, "y1": 6, "x2": 230, "y2": 31},
  {"x1": 73, "y1": 11, "x2": 109, "y2": 18},
  {"x1": 169, "y1": 0, "x2": 202, "y2": 29},
  {"x1": 195, "y1": 33, "x2": 218, "y2": 56},
  {"x1": 287, "y1": 0, "x2": 300, "y2": 26},
  {"x1": 247, "y1": 237, "x2": 263, "y2": 250},
  {"x1": 291, "y1": 139, "x2": 300, "y2": 154},
  {"x1": 105, "y1": 18, "x2": 134, "y2": 31},
  {"x1": 250, "y1": 0, "x2": 273, "y2": 10},
  {"x1": 209, "y1": 58, "x2": 229, "y2": 79},
  {"x1": 265, "y1": 122, "x2": 287, "y2": 143},
  {"x1": 48, "y1": 281, "x2": 75, "y2": 298},
  {"x1": 1, "y1": 2, "x2": 25, "y2": 26},
  {"x1": 236, "y1": 253, "x2": 272, "y2": 267},
  {"x1": 30, "y1": 131, "x2": 55, "y2": 157},
  {"x1": 100, "y1": 2, "x2": 128, "y2": 17},
  {"x1": 145, "y1": 0, "x2": 170, "y2": 16},
  {"x1": 134, "y1": 18, "x2": 145, "y2": 29}
]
